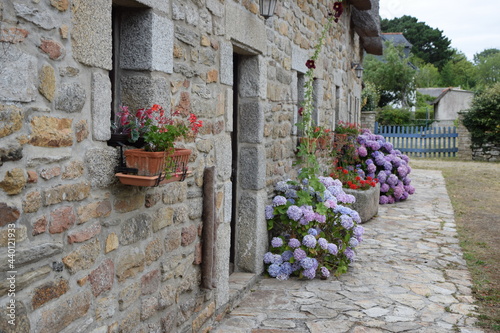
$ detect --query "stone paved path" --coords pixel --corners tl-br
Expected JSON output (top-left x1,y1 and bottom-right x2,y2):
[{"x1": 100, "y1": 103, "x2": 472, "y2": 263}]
[{"x1": 212, "y1": 169, "x2": 483, "y2": 333}]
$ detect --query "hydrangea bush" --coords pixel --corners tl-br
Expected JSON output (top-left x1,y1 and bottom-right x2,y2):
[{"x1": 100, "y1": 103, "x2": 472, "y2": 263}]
[
  {"x1": 264, "y1": 176, "x2": 365, "y2": 279},
  {"x1": 355, "y1": 129, "x2": 415, "y2": 204}
]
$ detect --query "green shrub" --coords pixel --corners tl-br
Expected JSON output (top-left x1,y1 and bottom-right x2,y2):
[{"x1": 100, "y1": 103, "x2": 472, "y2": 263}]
[
  {"x1": 376, "y1": 106, "x2": 413, "y2": 125},
  {"x1": 462, "y1": 83, "x2": 500, "y2": 145}
]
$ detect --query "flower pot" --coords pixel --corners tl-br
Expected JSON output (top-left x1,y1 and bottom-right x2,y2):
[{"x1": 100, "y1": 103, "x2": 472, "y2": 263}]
[
  {"x1": 124, "y1": 148, "x2": 192, "y2": 177},
  {"x1": 115, "y1": 170, "x2": 192, "y2": 187},
  {"x1": 343, "y1": 182, "x2": 380, "y2": 223}
]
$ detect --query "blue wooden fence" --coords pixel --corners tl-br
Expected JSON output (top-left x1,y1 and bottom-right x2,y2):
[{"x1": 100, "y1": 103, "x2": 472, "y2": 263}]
[{"x1": 374, "y1": 122, "x2": 458, "y2": 157}]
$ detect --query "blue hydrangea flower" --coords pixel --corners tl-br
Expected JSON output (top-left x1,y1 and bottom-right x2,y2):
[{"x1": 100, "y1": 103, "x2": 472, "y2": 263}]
[
  {"x1": 300, "y1": 257, "x2": 316, "y2": 269},
  {"x1": 268, "y1": 264, "x2": 281, "y2": 277},
  {"x1": 271, "y1": 254, "x2": 283, "y2": 265},
  {"x1": 302, "y1": 234, "x2": 317, "y2": 248},
  {"x1": 271, "y1": 237, "x2": 283, "y2": 248},
  {"x1": 293, "y1": 248, "x2": 307, "y2": 261},
  {"x1": 286, "y1": 205, "x2": 302, "y2": 221},
  {"x1": 272, "y1": 195, "x2": 287, "y2": 207},
  {"x1": 288, "y1": 238, "x2": 301, "y2": 248},
  {"x1": 320, "y1": 266, "x2": 330, "y2": 278},
  {"x1": 307, "y1": 228, "x2": 318, "y2": 236},
  {"x1": 280, "y1": 262, "x2": 293, "y2": 276},
  {"x1": 354, "y1": 225, "x2": 365, "y2": 238},
  {"x1": 340, "y1": 215, "x2": 354, "y2": 229},
  {"x1": 284, "y1": 188, "x2": 298, "y2": 198},
  {"x1": 265, "y1": 205, "x2": 274, "y2": 219},
  {"x1": 275, "y1": 181, "x2": 289, "y2": 192},
  {"x1": 281, "y1": 250, "x2": 293, "y2": 262},
  {"x1": 263, "y1": 252, "x2": 274, "y2": 264}
]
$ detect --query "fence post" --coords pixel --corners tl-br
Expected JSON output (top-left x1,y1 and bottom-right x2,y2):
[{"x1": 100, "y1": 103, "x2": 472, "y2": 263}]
[{"x1": 456, "y1": 113, "x2": 472, "y2": 160}]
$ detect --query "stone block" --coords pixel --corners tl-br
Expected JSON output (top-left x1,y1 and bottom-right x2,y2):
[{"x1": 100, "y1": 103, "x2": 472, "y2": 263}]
[
  {"x1": 145, "y1": 238, "x2": 163, "y2": 264},
  {"x1": 32, "y1": 279, "x2": 69, "y2": 309},
  {"x1": 152, "y1": 206, "x2": 174, "y2": 231},
  {"x1": 0, "y1": 225, "x2": 27, "y2": 246},
  {"x1": 239, "y1": 146, "x2": 266, "y2": 190},
  {"x1": 105, "y1": 233, "x2": 119, "y2": 253},
  {"x1": 67, "y1": 221, "x2": 102, "y2": 244},
  {"x1": 236, "y1": 190, "x2": 268, "y2": 273},
  {"x1": 192, "y1": 302, "x2": 215, "y2": 332},
  {"x1": 34, "y1": 291, "x2": 92, "y2": 333},
  {"x1": 55, "y1": 82, "x2": 86, "y2": 113},
  {"x1": 62, "y1": 160, "x2": 84, "y2": 179},
  {"x1": 85, "y1": 147, "x2": 119, "y2": 188},
  {"x1": 39, "y1": 64, "x2": 56, "y2": 101},
  {"x1": 215, "y1": 134, "x2": 232, "y2": 181},
  {"x1": 115, "y1": 247, "x2": 145, "y2": 282},
  {"x1": 29, "y1": 116, "x2": 73, "y2": 147},
  {"x1": 0, "y1": 300, "x2": 30, "y2": 333},
  {"x1": 0, "y1": 27, "x2": 29, "y2": 43},
  {"x1": 0, "y1": 265, "x2": 51, "y2": 297},
  {"x1": 89, "y1": 259, "x2": 114, "y2": 297},
  {"x1": 40, "y1": 166, "x2": 61, "y2": 180},
  {"x1": 207, "y1": 0, "x2": 224, "y2": 17},
  {"x1": 0, "y1": 167, "x2": 26, "y2": 195},
  {"x1": 158, "y1": 284, "x2": 176, "y2": 309},
  {"x1": 44, "y1": 182, "x2": 90, "y2": 206},
  {"x1": 119, "y1": 308, "x2": 140, "y2": 333},
  {"x1": 0, "y1": 202, "x2": 20, "y2": 225},
  {"x1": 51, "y1": 0, "x2": 70, "y2": 11},
  {"x1": 13, "y1": 3, "x2": 57, "y2": 30},
  {"x1": 118, "y1": 281, "x2": 140, "y2": 311},
  {"x1": 23, "y1": 191, "x2": 42, "y2": 213},
  {"x1": 223, "y1": 181, "x2": 232, "y2": 223},
  {"x1": 161, "y1": 181, "x2": 187, "y2": 204},
  {"x1": 71, "y1": 0, "x2": 112, "y2": 69},
  {"x1": 343, "y1": 183, "x2": 380, "y2": 223},
  {"x1": 75, "y1": 119, "x2": 89, "y2": 142},
  {"x1": 77, "y1": 200, "x2": 111, "y2": 224},
  {"x1": 91, "y1": 72, "x2": 112, "y2": 141},
  {"x1": 62, "y1": 239, "x2": 100, "y2": 274},
  {"x1": 95, "y1": 296, "x2": 116, "y2": 321},
  {"x1": 239, "y1": 100, "x2": 264, "y2": 143},
  {"x1": 225, "y1": 1, "x2": 266, "y2": 54},
  {"x1": 0, "y1": 43, "x2": 37, "y2": 102},
  {"x1": 0, "y1": 242, "x2": 63, "y2": 271},
  {"x1": 141, "y1": 296, "x2": 158, "y2": 321},
  {"x1": 120, "y1": 74, "x2": 170, "y2": 111},
  {"x1": 141, "y1": 269, "x2": 161, "y2": 295},
  {"x1": 292, "y1": 44, "x2": 309, "y2": 73},
  {"x1": 239, "y1": 56, "x2": 260, "y2": 98},
  {"x1": 0, "y1": 104, "x2": 23, "y2": 139},
  {"x1": 120, "y1": 213, "x2": 152, "y2": 246},
  {"x1": 164, "y1": 228, "x2": 181, "y2": 252},
  {"x1": 32, "y1": 216, "x2": 48, "y2": 236},
  {"x1": 215, "y1": 223, "x2": 230, "y2": 306},
  {"x1": 49, "y1": 206, "x2": 76, "y2": 234},
  {"x1": 181, "y1": 225, "x2": 197, "y2": 246},
  {"x1": 120, "y1": 11, "x2": 173, "y2": 73},
  {"x1": 40, "y1": 39, "x2": 65, "y2": 60}
]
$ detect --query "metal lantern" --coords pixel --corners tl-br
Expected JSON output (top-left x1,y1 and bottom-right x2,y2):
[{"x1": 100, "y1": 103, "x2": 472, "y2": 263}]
[
  {"x1": 352, "y1": 62, "x2": 364, "y2": 79},
  {"x1": 259, "y1": 0, "x2": 277, "y2": 19}
]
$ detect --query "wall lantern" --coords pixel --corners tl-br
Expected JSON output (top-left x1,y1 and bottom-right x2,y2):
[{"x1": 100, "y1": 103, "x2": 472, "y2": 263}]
[
  {"x1": 259, "y1": 0, "x2": 277, "y2": 19},
  {"x1": 351, "y1": 62, "x2": 364, "y2": 79}
]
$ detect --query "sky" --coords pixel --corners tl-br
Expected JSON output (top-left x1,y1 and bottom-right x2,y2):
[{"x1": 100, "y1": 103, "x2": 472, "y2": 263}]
[{"x1": 379, "y1": 0, "x2": 500, "y2": 61}]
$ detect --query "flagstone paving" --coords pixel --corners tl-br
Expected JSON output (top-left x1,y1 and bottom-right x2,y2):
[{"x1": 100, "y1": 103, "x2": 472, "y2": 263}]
[{"x1": 212, "y1": 169, "x2": 483, "y2": 333}]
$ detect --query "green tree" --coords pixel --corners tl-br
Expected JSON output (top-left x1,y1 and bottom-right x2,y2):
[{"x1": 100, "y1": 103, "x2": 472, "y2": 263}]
[
  {"x1": 381, "y1": 15, "x2": 453, "y2": 70},
  {"x1": 363, "y1": 42, "x2": 416, "y2": 107},
  {"x1": 474, "y1": 49, "x2": 500, "y2": 87},
  {"x1": 462, "y1": 82, "x2": 500, "y2": 146},
  {"x1": 414, "y1": 62, "x2": 441, "y2": 88},
  {"x1": 440, "y1": 50, "x2": 477, "y2": 89}
]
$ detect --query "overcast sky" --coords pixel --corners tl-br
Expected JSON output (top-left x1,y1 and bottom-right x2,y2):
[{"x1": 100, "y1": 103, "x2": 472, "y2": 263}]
[{"x1": 379, "y1": 0, "x2": 500, "y2": 61}]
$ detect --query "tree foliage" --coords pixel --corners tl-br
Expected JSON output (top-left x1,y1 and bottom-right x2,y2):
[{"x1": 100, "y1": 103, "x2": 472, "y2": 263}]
[
  {"x1": 363, "y1": 42, "x2": 416, "y2": 107},
  {"x1": 473, "y1": 49, "x2": 500, "y2": 87},
  {"x1": 440, "y1": 50, "x2": 477, "y2": 90},
  {"x1": 381, "y1": 15, "x2": 453, "y2": 70},
  {"x1": 462, "y1": 83, "x2": 500, "y2": 146}
]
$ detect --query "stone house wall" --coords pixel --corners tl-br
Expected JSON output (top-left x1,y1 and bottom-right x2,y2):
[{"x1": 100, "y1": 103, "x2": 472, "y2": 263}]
[{"x1": 0, "y1": 0, "x2": 379, "y2": 332}]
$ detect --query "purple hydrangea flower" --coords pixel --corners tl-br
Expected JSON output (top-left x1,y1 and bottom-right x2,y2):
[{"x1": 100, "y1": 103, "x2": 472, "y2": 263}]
[
  {"x1": 314, "y1": 213, "x2": 326, "y2": 223},
  {"x1": 293, "y1": 248, "x2": 307, "y2": 261},
  {"x1": 318, "y1": 237, "x2": 328, "y2": 250},
  {"x1": 271, "y1": 254, "x2": 283, "y2": 265},
  {"x1": 340, "y1": 215, "x2": 354, "y2": 229},
  {"x1": 383, "y1": 161, "x2": 393, "y2": 171},
  {"x1": 344, "y1": 247, "x2": 356, "y2": 262},
  {"x1": 303, "y1": 267, "x2": 316, "y2": 279},
  {"x1": 285, "y1": 188, "x2": 298, "y2": 198},
  {"x1": 380, "y1": 183, "x2": 390, "y2": 193},
  {"x1": 287, "y1": 205, "x2": 302, "y2": 221},
  {"x1": 349, "y1": 238, "x2": 359, "y2": 248},
  {"x1": 379, "y1": 195, "x2": 389, "y2": 204},
  {"x1": 387, "y1": 174, "x2": 399, "y2": 187},
  {"x1": 320, "y1": 266, "x2": 330, "y2": 278},
  {"x1": 280, "y1": 262, "x2": 293, "y2": 276},
  {"x1": 288, "y1": 238, "x2": 301, "y2": 248},
  {"x1": 275, "y1": 181, "x2": 289, "y2": 192},
  {"x1": 302, "y1": 234, "x2": 317, "y2": 248},
  {"x1": 268, "y1": 264, "x2": 281, "y2": 277},
  {"x1": 357, "y1": 146, "x2": 367, "y2": 157},
  {"x1": 367, "y1": 163, "x2": 376, "y2": 174},
  {"x1": 265, "y1": 205, "x2": 274, "y2": 219},
  {"x1": 353, "y1": 226, "x2": 365, "y2": 238},
  {"x1": 324, "y1": 198, "x2": 337, "y2": 209},
  {"x1": 327, "y1": 243, "x2": 338, "y2": 255},
  {"x1": 377, "y1": 171, "x2": 387, "y2": 183},
  {"x1": 271, "y1": 237, "x2": 283, "y2": 248},
  {"x1": 272, "y1": 195, "x2": 287, "y2": 207}
]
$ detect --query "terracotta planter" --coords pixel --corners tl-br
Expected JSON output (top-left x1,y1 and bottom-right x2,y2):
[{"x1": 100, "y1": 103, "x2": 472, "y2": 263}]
[
  {"x1": 122, "y1": 148, "x2": 192, "y2": 177},
  {"x1": 115, "y1": 170, "x2": 192, "y2": 187}
]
